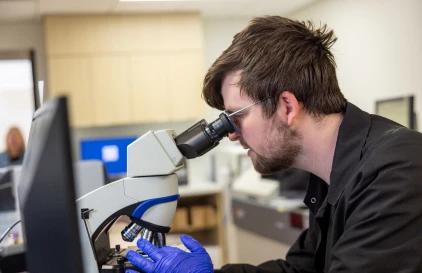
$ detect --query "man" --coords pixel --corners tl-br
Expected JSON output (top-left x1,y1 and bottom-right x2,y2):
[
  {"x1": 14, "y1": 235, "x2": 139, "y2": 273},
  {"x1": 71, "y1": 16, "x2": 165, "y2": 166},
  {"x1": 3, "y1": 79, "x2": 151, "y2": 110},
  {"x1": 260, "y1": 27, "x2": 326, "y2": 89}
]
[{"x1": 126, "y1": 16, "x2": 422, "y2": 273}]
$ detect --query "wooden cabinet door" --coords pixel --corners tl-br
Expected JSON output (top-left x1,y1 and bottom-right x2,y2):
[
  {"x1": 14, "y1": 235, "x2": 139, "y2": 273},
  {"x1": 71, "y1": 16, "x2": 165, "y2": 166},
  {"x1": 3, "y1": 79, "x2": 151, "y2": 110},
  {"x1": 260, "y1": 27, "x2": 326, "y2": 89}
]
[
  {"x1": 90, "y1": 56, "x2": 131, "y2": 126},
  {"x1": 130, "y1": 54, "x2": 170, "y2": 123},
  {"x1": 160, "y1": 14, "x2": 203, "y2": 51},
  {"x1": 48, "y1": 57, "x2": 95, "y2": 127},
  {"x1": 45, "y1": 14, "x2": 205, "y2": 125},
  {"x1": 167, "y1": 51, "x2": 205, "y2": 121}
]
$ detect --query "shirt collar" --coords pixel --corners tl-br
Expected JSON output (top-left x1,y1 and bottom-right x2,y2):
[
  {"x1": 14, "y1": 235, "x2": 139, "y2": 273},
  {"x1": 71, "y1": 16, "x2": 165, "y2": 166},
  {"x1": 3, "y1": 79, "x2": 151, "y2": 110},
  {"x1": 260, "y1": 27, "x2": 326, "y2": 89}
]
[
  {"x1": 326, "y1": 102, "x2": 371, "y2": 206},
  {"x1": 304, "y1": 174, "x2": 328, "y2": 215}
]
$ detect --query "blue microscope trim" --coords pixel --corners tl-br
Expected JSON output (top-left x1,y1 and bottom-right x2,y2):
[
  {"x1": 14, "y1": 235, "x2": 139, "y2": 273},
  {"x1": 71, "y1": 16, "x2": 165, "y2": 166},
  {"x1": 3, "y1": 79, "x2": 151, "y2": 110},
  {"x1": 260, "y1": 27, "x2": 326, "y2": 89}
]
[{"x1": 132, "y1": 194, "x2": 180, "y2": 218}]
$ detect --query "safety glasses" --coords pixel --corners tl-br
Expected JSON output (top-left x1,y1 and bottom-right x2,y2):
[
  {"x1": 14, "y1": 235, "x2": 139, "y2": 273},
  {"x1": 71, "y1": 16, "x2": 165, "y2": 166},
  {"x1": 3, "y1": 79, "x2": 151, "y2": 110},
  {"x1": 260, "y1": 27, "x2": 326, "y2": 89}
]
[{"x1": 224, "y1": 97, "x2": 271, "y2": 134}]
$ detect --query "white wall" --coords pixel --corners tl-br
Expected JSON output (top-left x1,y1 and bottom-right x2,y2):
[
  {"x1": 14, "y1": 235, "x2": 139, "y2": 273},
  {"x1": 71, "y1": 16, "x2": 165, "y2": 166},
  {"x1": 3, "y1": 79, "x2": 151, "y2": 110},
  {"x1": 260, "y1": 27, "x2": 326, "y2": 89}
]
[
  {"x1": 289, "y1": 0, "x2": 422, "y2": 130},
  {"x1": 0, "y1": 22, "x2": 47, "y2": 151},
  {"x1": 0, "y1": 60, "x2": 35, "y2": 151},
  {"x1": 0, "y1": 22, "x2": 46, "y2": 84},
  {"x1": 202, "y1": 17, "x2": 252, "y2": 120}
]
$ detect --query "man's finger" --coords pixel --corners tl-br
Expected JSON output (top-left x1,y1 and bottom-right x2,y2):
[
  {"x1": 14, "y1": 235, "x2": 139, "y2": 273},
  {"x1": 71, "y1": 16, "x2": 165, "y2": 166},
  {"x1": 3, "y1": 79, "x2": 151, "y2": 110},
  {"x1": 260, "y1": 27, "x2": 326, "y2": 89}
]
[
  {"x1": 126, "y1": 270, "x2": 139, "y2": 273},
  {"x1": 180, "y1": 234, "x2": 207, "y2": 253},
  {"x1": 137, "y1": 239, "x2": 163, "y2": 261},
  {"x1": 126, "y1": 250, "x2": 155, "y2": 273}
]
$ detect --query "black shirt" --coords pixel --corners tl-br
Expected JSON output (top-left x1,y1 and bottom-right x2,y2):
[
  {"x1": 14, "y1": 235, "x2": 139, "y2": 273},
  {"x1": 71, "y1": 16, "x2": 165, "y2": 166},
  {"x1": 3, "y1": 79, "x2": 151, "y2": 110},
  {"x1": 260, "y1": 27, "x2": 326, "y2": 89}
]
[{"x1": 216, "y1": 103, "x2": 422, "y2": 273}]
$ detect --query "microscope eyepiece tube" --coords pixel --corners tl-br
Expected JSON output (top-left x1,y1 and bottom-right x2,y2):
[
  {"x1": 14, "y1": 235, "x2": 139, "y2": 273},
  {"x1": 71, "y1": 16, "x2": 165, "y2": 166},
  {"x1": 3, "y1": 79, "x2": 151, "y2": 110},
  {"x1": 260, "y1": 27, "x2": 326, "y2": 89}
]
[
  {"x1": 206, "y1": 113, "x2": 235, "y2": 142},
  {"x1": 175, "y1": 113, "x2": 236, "y2": 159}
]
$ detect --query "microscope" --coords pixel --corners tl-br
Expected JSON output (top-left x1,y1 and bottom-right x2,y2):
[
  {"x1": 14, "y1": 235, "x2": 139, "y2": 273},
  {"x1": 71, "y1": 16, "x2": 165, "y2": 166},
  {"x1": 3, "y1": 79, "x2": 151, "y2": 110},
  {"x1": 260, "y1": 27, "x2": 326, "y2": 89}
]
[{"x1": 76, "y1": 113, "x2": 236, "y2": 273}]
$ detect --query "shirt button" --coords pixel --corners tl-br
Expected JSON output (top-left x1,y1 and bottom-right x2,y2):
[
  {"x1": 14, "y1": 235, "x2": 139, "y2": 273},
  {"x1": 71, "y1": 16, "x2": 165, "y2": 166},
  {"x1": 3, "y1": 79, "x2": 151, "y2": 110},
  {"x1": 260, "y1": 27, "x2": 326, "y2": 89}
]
[{"x1": 311, "y1": 197, "x2": 317, "y2": 204}]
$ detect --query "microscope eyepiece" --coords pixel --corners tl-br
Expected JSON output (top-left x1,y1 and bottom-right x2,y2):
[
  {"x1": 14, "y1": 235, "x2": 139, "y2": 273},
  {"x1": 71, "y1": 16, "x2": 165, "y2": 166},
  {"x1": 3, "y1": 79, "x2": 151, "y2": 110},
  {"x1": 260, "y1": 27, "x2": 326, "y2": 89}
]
[
  {"x1": 175, "y1": 113, "x2": 235, "y2": 159},
  {"x1": 207, "y1": 113, "x2": 235, "y2": 141}
]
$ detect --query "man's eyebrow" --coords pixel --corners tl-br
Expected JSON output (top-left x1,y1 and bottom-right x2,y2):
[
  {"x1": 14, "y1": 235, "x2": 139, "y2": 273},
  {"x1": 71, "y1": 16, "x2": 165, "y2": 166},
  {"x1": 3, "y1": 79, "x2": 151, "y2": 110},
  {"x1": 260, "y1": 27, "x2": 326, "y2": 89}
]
[{"x1": 225, "y1": 107, "x2": 242, "y2": 115}]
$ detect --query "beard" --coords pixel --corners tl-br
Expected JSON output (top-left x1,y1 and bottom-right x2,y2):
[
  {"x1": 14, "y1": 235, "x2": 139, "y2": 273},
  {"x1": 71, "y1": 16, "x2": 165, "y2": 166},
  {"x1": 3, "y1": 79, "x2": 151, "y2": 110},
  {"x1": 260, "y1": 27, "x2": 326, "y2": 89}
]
[{"x1": 249, "y1": 119, "x2": 302, "y2": 175}]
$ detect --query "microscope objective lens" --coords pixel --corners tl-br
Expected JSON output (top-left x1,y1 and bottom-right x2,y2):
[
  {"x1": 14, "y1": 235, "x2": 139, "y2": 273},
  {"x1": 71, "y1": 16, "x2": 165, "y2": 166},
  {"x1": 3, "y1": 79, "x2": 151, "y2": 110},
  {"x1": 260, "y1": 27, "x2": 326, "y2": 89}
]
[
  {"x1": 140, "y1": 228, "x2": 154, "y2": 243},
  {"x1": 121, "y1": 222, "x2": 143, "y2": 242},
  {"x1": 154, "y1": 232, "x2": 166, "y2": 248}
]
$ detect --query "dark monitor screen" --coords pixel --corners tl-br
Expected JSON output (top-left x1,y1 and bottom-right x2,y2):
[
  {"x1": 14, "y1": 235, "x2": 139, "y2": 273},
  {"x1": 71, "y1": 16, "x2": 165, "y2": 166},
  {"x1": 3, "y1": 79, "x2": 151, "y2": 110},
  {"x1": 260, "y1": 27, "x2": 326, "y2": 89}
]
[
  {"x1": 17, "y1": 97, "x2": 84, "y2": 273},
  {"x1": 0, "y1": 170, "x2": 14, "y2": 211}
]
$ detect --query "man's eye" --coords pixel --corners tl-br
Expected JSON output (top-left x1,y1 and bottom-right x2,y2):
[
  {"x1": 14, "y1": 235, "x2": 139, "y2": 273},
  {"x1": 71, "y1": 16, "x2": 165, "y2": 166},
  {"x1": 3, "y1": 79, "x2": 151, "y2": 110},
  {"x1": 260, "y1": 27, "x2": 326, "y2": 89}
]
[{"x1": 232, "y1": 115, "x2": 242, "y2": 125}]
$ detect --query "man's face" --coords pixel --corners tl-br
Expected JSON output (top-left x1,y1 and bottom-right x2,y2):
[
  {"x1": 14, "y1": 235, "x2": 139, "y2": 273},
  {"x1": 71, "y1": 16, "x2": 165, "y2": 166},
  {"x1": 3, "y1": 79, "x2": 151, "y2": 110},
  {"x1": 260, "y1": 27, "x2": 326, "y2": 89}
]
[{"x1": 222, "y1": 71, "x2": 302, "y2": 174}]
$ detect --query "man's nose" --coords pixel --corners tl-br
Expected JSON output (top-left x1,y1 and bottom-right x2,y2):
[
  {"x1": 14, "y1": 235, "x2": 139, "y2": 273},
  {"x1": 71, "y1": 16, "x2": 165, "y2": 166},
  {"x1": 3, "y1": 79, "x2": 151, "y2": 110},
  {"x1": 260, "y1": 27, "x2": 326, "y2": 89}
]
[{"x1": 228, "y1": 132, "x2": 240, "y2": 141}]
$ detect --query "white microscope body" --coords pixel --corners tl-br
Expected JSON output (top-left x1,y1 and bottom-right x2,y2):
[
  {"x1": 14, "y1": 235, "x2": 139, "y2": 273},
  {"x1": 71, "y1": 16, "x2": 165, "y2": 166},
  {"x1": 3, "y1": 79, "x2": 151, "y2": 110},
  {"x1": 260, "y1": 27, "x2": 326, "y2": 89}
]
[
  {"x1": 76, "y1": 130, "x2": 184, "y2": 273},
  {"x1": 76, "y1": 112, "x2": 236, "y2": 273}
]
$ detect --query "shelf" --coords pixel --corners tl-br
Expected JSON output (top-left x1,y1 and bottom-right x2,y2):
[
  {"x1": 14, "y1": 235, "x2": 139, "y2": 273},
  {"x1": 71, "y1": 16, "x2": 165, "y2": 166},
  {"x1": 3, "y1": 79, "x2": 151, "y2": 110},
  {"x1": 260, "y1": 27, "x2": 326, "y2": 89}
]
[{"x1": 170, "y1": 225, "x2": 217, "y2": 234}]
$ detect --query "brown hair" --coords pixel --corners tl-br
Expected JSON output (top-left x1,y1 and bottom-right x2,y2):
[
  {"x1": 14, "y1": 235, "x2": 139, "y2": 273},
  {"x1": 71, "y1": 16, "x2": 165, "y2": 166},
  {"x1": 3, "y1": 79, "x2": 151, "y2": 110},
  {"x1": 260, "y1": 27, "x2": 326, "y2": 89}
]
[{"x1": 202, "y1": 16, "x2": 347, "y2": 118}]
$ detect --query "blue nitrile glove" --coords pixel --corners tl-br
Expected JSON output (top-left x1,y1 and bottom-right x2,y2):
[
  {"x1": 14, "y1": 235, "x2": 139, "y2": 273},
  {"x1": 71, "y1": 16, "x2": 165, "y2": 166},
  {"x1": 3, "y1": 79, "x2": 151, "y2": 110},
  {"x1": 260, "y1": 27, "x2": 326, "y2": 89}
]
[{"x1": 125, "y1": 234, "x2": 213, "y2": 273}]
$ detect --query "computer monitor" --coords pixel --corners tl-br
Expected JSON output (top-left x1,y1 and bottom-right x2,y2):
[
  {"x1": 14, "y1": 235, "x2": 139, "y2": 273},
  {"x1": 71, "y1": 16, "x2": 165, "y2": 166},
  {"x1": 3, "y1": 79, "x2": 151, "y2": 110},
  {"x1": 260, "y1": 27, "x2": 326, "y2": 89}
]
[
  {"x1": 0, "y1": 169, "x2": 14, "y2": 211},
  {"x1": 376, "y1": 95, "x2": 415, "y2": 130},
  {"x1": 80, "y1": 136, "x2": 137, "y2": 178},
  {"x1": 17, "y1": 97, "x2": 84, "y2": 273}
]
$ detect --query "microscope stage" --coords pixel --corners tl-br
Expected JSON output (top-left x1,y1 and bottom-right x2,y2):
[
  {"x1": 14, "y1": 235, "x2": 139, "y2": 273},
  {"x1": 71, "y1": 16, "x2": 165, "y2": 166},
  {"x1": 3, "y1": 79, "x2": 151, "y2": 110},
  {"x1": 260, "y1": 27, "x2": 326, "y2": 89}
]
[{"x1": 101, "y1": 246, "x2": 148, "y2": 273}]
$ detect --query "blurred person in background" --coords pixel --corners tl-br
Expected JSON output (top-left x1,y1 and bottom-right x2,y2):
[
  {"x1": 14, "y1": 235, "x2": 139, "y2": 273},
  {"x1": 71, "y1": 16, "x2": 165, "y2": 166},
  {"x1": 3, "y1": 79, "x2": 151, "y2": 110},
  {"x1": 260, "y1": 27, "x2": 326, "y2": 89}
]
[{"x1": 0, "y1": 127, "x2": 26, "y2": 168}]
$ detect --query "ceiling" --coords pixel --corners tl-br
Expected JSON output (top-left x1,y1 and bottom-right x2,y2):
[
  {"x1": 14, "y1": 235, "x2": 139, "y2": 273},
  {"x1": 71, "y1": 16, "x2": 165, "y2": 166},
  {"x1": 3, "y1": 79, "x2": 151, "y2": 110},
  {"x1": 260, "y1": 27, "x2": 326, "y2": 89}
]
[{"x1": 0, "y1": 0, "x2": 320, "y2": 22}]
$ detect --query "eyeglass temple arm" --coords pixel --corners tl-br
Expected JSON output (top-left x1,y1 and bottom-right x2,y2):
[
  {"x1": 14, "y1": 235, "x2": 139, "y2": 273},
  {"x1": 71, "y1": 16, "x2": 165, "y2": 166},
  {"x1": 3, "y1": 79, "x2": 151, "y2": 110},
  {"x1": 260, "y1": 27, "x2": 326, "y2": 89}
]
[{"x1": 228, "y1": 97, "x2": 271, "y2": 117}]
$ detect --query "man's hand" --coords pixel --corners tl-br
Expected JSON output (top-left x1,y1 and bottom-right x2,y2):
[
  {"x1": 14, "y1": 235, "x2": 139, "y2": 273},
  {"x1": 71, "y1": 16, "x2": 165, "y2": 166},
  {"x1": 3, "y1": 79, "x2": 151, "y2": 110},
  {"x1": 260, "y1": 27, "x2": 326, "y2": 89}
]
[{"x1": 125, "y1": 234, "x2": 214, "y2": 273}]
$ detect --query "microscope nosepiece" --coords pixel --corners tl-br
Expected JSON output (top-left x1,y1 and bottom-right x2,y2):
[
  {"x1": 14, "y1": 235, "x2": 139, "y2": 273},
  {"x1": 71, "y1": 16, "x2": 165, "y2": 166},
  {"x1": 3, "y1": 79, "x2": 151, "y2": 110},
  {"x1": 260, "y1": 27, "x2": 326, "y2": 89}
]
[
  {"x1": 121, "y1": 222, "x2": 168, "y2": 248},
  {"x1": 121, "y1": 222, "x2": 143, "y2": 242}
]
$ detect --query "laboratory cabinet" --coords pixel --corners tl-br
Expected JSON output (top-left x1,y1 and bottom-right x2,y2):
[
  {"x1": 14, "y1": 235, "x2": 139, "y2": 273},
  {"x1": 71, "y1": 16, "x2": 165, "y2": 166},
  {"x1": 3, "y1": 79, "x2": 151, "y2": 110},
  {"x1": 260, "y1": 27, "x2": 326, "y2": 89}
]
[
  {"x1": 232, "y1": 198, "x2": 304, "y2": 245},
  {"x1": 230, "y1": 198, "x2": 306, "y2": 265},
  {"x1": 130, "y1": 51, "x2": 203, "y2": 123},
  {"x1": 170, "y1": 183, "x2": 228, "y2": 268},
  {"x1": 45, "y1": 14, "x2": 205, "y2": 127},
  {"x1": 47, "y1": 57, "x2": 94, "y2": 127}
]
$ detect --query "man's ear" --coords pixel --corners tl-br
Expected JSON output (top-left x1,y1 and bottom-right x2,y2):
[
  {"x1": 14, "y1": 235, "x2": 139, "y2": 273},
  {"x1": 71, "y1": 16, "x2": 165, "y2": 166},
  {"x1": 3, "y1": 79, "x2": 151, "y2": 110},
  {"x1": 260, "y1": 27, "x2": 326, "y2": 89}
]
[{"x1": 276, "y1": 91, "x2": 300, "y2": 126}]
